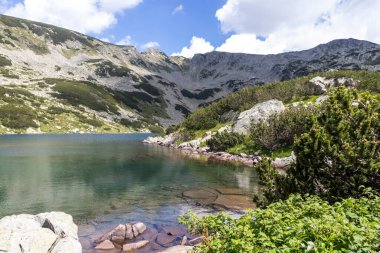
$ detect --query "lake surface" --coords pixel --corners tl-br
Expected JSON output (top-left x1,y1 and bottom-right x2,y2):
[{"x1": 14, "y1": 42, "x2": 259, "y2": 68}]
[{"x1": 0, "y1": 134, "x2": 259, "y2": 250}]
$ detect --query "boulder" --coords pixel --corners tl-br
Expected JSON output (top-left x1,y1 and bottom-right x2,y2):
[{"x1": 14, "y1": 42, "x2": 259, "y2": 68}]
[
  {"x1": 122, "y1": 240, "x2": 149, "y2": 252},
  {"x1": 95, "y1": 240, "x2": 115, "y2": 250},
  {"x1": 272, "y1": 152, "x2": 296, "y2": 169},
  {"x1": 132, "y1": 222, "x2": 147, "y2": 237},
  {"x1": 159, "y1": 245, "x2": 193, "y2": 253},
  {"x1": 309, "y1": 76, "x2": 359, "y2": 94},
  {"x1": 125, "y1": 224, "x2": 134, "y2": 240},
  {"x1": 233, "y1": 100, "x2": 285, "y2": 134},
  {"x1": 96, "y1": 224, "x2": 126, "y2": 243},
  {"x1": 0, "y1": 212, "x2": 81, "y2": 253},
  {"x1": 178, "y1": 140, "x2": 200, "y2": 149},
  {"x1": 96, "y1": 222, "x2": 147, "y2": 244}
]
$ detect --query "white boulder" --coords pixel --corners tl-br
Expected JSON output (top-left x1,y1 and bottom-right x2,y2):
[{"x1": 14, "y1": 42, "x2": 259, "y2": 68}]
[
  {"x1": 0, "y1": 212, "x2": 81, "y2": 253},
  {"x1": 233, "y1": 100, "x2": 285, "y2": 134}
]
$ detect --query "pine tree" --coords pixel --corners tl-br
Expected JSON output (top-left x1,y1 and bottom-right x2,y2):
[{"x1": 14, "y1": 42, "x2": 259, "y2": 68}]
[{"x1": 288, "y1": 87, "x2": 380, "y2": 200}]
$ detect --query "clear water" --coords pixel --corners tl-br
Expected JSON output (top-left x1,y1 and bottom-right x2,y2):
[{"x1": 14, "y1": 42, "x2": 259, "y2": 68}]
[{"x1": 0, "y1": 134, "x2": 259, "y2": 248}]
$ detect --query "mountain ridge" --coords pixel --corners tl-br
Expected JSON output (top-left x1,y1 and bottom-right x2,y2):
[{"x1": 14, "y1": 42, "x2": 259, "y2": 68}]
[{"x1": 0, "y1": 14, "x2": 380, "y2": 131}]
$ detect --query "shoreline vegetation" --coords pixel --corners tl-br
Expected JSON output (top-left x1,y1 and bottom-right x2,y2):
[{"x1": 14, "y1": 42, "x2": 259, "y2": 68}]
[{"x1": 145, "y1": 71, "x2": 379, "y2": 252}]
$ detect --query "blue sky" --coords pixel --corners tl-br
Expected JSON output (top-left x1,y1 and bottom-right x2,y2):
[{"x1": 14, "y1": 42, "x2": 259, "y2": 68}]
[
  {"x1": 1, "y1": 0, "x2": 379, "y2": 57},
  {"x1": 99, "y1": 0, "x2": 229, "y2": 54}
]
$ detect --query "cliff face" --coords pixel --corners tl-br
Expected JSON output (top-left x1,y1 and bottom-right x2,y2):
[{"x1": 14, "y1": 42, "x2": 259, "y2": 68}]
[{"x1": 1, "y1": 14, "x2": 380, "y2": 128}]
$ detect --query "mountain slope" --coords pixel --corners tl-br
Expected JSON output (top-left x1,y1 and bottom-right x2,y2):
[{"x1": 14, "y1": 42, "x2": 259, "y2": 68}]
[{"x1": 1, "y1": 14, "x2": 380, "y2": 131}]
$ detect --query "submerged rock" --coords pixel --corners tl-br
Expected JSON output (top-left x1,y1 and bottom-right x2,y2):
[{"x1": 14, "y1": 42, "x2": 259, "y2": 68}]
[
  {"x1": 212, "y1": 194, "x2": 256, "y2": 211},
  {"x1": 159, "y1": 245, "x2": 193, "y2": 253},
  {"x1": 122, "y1": 240, "x2": 149, "y2": 252},
  {"x1": 0, "y1": 212, "x2": 81, "y2": 253}
]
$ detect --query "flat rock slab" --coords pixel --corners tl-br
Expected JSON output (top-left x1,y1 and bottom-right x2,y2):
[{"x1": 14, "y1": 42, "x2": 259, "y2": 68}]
[
  {"x1": 214, "y1": 187, "x2": 244, "y2": 195},
  {"x1": 213, "y1": 194, "x2": 256, "y2": 211},
  {"x1": 182, "y1": 189, "x2": 218, "y2": 205}
]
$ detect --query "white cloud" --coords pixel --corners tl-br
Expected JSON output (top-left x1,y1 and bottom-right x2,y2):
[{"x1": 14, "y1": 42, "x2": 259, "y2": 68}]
[
  {"x1": 4, "y1": 0, "x2": 143, "y2": 34},
  {"x1": 141, "y1": 41, "x2": 160, "y2": 50},
  {"x1": 172, "y1": 36, "x2": 214, "y2": 58},
  {"x1": 100, "y1": 38, "x2": 110, "y2": 43},
  {"x1": 215, "y1": 0, "x2": 380, "y2": 54},
  {"x1": 117, "y1": 35, "x2": 134, "y2": 46},
  {"x1": 172, "y1": 4, "x2": 183, "y2": 15}
]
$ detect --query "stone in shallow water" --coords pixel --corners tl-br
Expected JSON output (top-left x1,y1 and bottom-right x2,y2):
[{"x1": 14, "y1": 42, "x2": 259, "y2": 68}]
[
  {"x1": 122, "y1": 240, "x2": 149, "y2": 252},
  {"x1": 133, "y1": 222, "x2": 147, "y2": 236},
  {"x1": 214, "y1": 187, "x2": 244, "y2": 195},
  {"x1": 156, "y1": 233, "x2": 176, "y2": 246},
  {"x1": 95, "y1": 239, "x2": 115, "y2": 250},
  {"x1": 161, "y1": 225, "x2": 185, "y2": 237},
  {"x1": 182, "y1": 188, "x2": 218, "y2": 205},
  {"x1": 125, "y1": 224, "x2": 134, "y2": 240},
  {"x1": 213, "y1": 194, "x2": 256, "y2": 210},
  {"x1": 159, "y1": 245, "x2": 193, "y2": 253},
  {"x1": 96, "y1": 224, "x2": 126, "y2": 243}
]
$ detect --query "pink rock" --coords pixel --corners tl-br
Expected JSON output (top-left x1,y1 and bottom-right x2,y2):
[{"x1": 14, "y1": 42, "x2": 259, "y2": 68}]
[
  {"x1": 123, "y1": 240, "x2": 149, "y2": 252},
  {"x1": 95, "y1": 240, "x2": 115, "y2": 250}
]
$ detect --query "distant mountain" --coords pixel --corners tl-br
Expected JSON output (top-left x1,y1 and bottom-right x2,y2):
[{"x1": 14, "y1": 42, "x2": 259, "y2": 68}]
[{"x1": 1, "y1": 14, "x2": 380, "y2": 131}]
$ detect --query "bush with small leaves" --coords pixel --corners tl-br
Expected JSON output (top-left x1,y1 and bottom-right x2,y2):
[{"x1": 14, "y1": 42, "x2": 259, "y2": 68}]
[
  {"x1": 180, "y1": 191, "x2": 380, "y2": 253},
  {"x1": 206, "y1": 132, "x2": 244, "y2": 152}
]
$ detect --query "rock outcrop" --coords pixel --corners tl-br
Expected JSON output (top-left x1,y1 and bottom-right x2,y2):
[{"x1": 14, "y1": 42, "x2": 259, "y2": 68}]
[
  {"x1": 0, "y1": 212, "x2": 81, "y2": 253},
  {"x1": 309, "y1": 76, "x2": 359, "y2": 94},
  {"x1": 233, "y1": 100, "x2": 286, "y2": 134}
]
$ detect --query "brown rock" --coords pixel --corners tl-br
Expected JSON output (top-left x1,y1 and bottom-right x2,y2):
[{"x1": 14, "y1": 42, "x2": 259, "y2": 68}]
[
  {"x1": 125, "y1": 224, "x2": 134, "y2": 240},
  {"x1": 95, "y1": 240, "x2": 115, "y2": 250},
  {"x1": 122, "y1": 240, "x2": 149, "y2": 252},
  {"x1": 96, "y1": 224, "x2": 126, "y2": 243}
]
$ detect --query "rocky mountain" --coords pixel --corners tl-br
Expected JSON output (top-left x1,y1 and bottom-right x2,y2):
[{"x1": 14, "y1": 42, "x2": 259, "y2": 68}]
[{"x1": 1, "y1": 14, "x2": 380, "y2": 132}]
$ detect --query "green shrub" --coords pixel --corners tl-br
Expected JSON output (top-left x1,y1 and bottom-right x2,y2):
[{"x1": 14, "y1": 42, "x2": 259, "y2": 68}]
[
  {"x1": 79, "y1": 117, "x2": 103, "y2": 127},
  {"x1": 119, "y1": 118, "x2": 143, "y2": 129},
  {"x1": 257, "y1": 87, "x2": 380, "y2": 204},
  {"x1": 165, "y1": 124, "x2": 180, "y2": 135},
  {"x1": 180, "y1": 192, "x2": 380, "y2": 253},
  {"x1": 0, "y1": 104, "x2": 38, "y2": 129},
  {"x1": 0, "y1": 55, "x2": 12, "y2": 67},
  {"x1": 183, "y1": 107, "x2": 219, "y2": 130},
  {"x1": 49, "y1": 79, "x2": 119, "y2": 114},
  {"x1": 206, "y1": 132, "x2": 244, "y2": 152},
  {"x1": 250, "y1": 106, "x2": 316, "y2": 151},
  {"x1": 288, "y1": 87, "x2": 380, "y2": 201}
]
